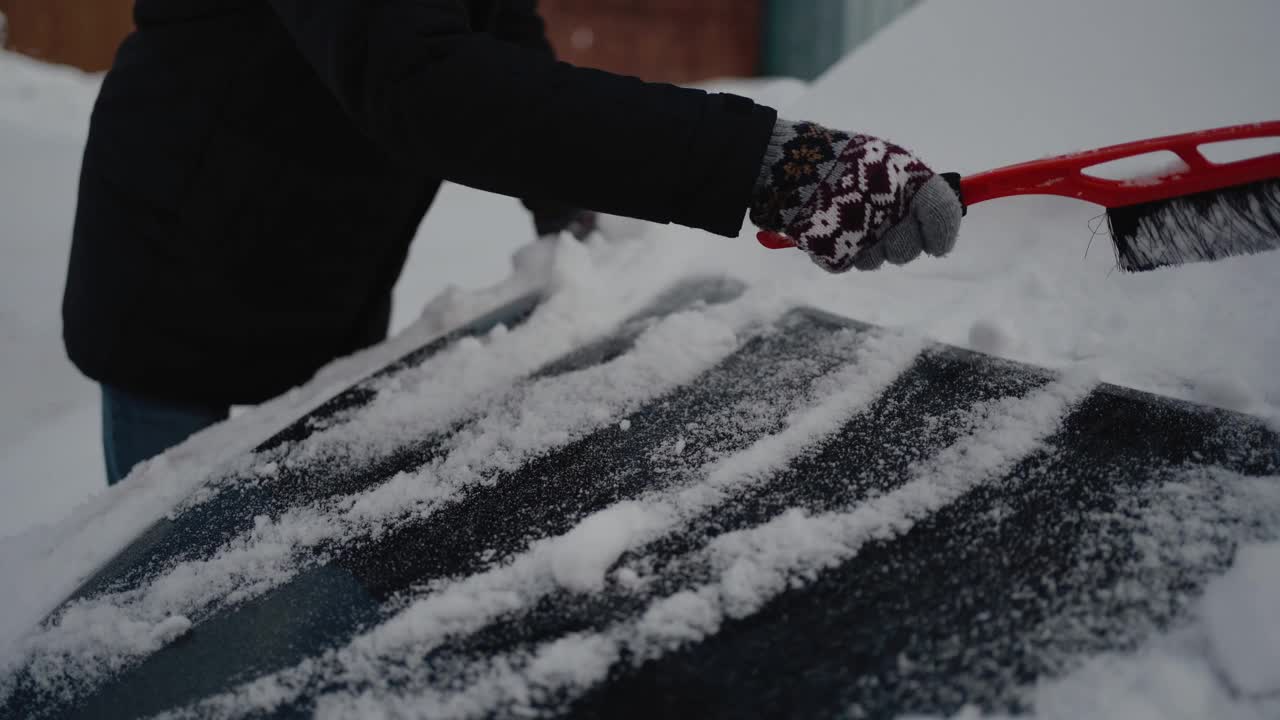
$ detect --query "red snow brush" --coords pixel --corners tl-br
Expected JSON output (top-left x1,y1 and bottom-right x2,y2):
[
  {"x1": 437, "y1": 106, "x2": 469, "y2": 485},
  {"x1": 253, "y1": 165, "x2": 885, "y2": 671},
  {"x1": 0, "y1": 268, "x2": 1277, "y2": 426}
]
[{"x1": 757, "y1": 120, "x2": 1280, "y2": 271}]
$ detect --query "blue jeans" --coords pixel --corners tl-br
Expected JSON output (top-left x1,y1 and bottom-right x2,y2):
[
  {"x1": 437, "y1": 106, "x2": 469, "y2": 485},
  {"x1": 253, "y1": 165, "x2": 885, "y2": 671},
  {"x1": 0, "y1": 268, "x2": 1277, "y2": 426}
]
[{"x1": 101, "y1": 385, "x2": 230, "y2": 486}]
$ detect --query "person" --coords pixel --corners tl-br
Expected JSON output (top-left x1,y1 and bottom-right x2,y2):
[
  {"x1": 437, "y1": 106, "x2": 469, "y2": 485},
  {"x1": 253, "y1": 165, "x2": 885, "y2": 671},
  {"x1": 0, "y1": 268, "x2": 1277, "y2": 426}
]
[{"x1": 62, "y1": 0, "x2": 962, "y2": 486}]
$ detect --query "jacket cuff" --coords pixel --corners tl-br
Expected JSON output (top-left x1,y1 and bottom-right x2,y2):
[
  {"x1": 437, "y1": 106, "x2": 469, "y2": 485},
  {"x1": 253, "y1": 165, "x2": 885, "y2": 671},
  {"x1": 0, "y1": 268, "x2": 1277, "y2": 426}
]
[{"x1": 670, "y1": 94, "x2": 779, "y2": 238}]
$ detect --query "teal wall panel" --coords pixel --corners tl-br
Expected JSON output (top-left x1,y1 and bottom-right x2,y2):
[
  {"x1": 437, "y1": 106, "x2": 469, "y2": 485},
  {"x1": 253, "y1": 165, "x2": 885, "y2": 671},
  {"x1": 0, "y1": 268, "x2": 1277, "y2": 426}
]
[{"x1": 763, "y1": 0, "x2": 920, "y2": 79}]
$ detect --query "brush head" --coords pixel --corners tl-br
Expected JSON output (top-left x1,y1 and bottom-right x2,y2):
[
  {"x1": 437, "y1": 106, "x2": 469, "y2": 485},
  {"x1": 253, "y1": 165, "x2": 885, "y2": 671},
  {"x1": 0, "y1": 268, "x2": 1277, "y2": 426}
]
[{"x1": 1107, "y1": 178, "x2": 1280, "y2": 271}]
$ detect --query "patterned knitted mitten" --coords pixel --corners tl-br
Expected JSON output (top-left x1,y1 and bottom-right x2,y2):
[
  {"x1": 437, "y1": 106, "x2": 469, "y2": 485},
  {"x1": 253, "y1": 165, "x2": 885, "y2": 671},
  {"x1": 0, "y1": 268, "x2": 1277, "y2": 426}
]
[{"x1": 749, "y1": 118, "x2": 962, "y2": 273}]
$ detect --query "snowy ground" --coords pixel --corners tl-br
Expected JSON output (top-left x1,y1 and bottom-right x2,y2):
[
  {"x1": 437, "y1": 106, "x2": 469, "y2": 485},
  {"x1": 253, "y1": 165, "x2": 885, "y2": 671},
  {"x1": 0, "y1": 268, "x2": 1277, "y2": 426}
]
[
  {"x1": 0, "y1": 52, "x2": 104, "y2": 537},
  {"x1": 1, "y1": 0, "x2": 1279, "y2": 717}
]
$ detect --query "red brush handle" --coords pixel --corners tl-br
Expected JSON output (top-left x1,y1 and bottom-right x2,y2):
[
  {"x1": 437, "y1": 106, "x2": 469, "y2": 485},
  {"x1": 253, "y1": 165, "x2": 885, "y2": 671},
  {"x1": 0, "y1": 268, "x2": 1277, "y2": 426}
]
[
  {"x1": 758, "y1": 120, "x2": 1280, "y2": 250},
  {"x1": 961, "y1": 120, "x2": 1280, "y2": 205}
]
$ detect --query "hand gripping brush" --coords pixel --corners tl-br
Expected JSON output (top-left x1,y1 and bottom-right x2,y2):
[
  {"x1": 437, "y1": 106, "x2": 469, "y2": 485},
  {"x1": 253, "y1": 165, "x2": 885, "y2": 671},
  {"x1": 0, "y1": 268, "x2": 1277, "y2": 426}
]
[{"x1": 757, "y1": 121, "x2": 1280, "y2": 271}]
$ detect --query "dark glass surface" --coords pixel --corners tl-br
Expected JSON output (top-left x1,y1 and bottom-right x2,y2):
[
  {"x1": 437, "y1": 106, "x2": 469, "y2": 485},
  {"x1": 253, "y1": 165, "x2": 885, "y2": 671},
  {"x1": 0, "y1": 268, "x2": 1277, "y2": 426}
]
[{"x1": 6, "y1": 280, "x2": 1276, "y2": 719}]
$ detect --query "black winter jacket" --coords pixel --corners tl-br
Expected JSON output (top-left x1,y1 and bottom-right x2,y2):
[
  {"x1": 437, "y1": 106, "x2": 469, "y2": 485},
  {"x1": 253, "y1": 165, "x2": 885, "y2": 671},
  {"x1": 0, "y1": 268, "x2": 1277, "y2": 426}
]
[{"x1": 62, "y1": 0, "x2": 777, "y2": 406}]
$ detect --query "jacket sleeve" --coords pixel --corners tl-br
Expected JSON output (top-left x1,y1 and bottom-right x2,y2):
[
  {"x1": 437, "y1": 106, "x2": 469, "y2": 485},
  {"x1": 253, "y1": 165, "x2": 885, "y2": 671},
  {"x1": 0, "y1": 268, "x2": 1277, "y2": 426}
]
[
  {"x1": 487, "y1": 0, "x2": 580, "y2": 234},
  {"x1": 266, "y1": 0, "x2": 776, "y2": 237},
  {"x1": 490, "y1": 0, "x2": 556, "y2": 58}
]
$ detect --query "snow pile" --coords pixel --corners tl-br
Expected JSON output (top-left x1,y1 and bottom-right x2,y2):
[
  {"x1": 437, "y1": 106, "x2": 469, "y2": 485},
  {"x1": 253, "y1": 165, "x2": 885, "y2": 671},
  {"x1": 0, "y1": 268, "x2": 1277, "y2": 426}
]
[{"x1": 549, "y1": 502, "x2": 666, "y2": 593}]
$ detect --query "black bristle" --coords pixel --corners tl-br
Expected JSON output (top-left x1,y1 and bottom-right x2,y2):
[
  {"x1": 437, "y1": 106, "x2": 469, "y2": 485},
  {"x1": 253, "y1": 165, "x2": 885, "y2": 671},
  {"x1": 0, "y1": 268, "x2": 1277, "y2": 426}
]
[{"x1": 1106, "y1": 178, "x2": 1280, "y2": 271}]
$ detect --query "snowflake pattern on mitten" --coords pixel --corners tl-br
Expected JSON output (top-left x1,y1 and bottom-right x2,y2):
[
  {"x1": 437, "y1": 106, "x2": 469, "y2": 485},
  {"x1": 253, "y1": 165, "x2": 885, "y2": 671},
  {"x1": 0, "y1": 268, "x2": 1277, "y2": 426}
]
[{"x1": 750, "y1": 120, "x2": 941, "y2": 273}]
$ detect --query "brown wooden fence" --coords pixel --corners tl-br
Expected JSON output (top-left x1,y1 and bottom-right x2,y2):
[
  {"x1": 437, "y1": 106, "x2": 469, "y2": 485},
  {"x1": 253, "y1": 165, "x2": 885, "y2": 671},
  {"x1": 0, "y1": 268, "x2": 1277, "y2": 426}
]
[
  {"x1": 0, "y1": 0, "x2": 761, "y2": 82},
  {"x1": 0, "y1": 0, "x2": 133, "y2": 71}
]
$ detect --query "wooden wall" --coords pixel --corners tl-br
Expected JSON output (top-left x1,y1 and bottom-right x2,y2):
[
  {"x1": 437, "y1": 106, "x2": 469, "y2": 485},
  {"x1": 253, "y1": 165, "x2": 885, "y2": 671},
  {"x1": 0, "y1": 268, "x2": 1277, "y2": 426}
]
[
  {"x1": 0, "y1": 0, "x2": 133, "y2": 72},
  {"x1": 539, "y1": 0, "x2": 762, "y2": 84},
  {"x1": 0, "y1": 0, "x2": 763, "y2": 82}
]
